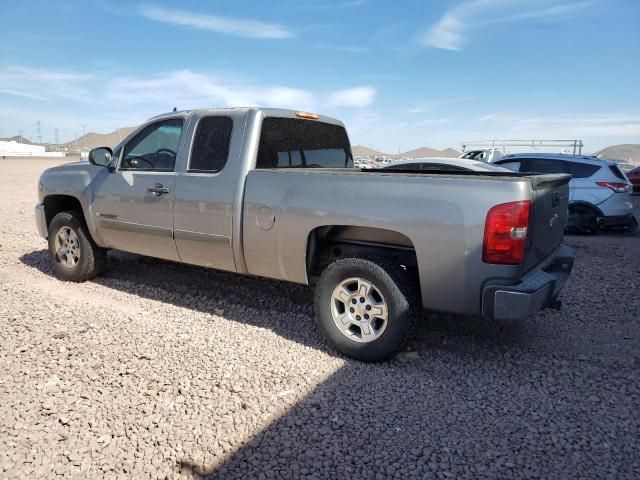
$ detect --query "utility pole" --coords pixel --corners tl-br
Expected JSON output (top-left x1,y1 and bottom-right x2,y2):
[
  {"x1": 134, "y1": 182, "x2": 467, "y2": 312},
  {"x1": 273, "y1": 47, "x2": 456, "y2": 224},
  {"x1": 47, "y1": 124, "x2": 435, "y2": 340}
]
[
  {"x1": 19, "y1": 130, "x2": 23, "y2": 143},
  {"x1": 54, "y1": 129, "x2": 59, "y2": 152},
  {"x1": 80, "y1": 123, "x2": 87, "y2": 149},
  {"x1": 36, "y1": 121, "x2": 42, "y2": 144},
  {"x1": 75, "y1": 132, "x2": 78, "y2": 151}
]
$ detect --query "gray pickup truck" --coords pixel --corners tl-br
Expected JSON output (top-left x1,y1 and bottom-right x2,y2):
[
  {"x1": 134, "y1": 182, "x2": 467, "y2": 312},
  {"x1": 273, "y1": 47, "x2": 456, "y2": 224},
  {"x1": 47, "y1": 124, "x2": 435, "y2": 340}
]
[{"x1": 35, "y1": 108, "x2": 575, "y2": 361}]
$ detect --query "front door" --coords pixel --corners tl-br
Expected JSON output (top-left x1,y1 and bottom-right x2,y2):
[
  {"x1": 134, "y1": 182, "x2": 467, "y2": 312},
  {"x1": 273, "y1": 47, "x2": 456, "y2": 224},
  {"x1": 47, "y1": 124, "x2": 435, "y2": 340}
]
[{"x1": 92, "y1": 118, "x2": 185, "y2": 261}]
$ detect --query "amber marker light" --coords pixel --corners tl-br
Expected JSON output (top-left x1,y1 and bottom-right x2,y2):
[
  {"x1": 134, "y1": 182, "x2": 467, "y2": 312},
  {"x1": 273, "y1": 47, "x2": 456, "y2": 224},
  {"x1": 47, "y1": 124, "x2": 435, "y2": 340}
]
[{"x1": 295, "y1": 111, "x2": 320, "y2": 120}]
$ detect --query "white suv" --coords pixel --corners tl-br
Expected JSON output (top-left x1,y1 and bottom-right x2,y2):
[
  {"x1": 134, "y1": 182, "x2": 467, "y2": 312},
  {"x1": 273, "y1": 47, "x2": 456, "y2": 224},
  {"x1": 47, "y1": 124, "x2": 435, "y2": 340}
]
[{"x1": 495, "y1": 153, "x2": 637, "y2": 232}]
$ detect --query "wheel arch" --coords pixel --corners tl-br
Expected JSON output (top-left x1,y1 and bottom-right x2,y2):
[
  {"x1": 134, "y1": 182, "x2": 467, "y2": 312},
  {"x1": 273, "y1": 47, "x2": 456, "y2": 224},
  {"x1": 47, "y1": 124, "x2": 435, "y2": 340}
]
[
  {"x1": 43, "y1": 194, "x2": 86, "y2": 230},
  {"x1": 568, "y1": 201, "x2": 603, "y2": 217},
  {"x1": 305, "y1": 225, "x2": 419, "y2": 284}
]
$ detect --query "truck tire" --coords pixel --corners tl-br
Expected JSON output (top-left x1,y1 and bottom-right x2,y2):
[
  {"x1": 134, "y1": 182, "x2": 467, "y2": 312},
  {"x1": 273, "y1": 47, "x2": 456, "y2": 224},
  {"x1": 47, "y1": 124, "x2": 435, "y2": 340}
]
[
  {"x1": 48, "y1": 210, "x2": 107, "y2": 282},
  {"x1": 314, "y1": 256, "x2": 419, "y2": 362}
]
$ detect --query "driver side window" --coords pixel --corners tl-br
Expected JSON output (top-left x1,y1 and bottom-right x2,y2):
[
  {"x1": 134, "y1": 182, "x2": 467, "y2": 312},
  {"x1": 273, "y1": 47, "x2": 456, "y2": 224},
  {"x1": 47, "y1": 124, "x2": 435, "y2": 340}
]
[{"x1": 120, "y1": 119, "x2": 184, "y2": 171}]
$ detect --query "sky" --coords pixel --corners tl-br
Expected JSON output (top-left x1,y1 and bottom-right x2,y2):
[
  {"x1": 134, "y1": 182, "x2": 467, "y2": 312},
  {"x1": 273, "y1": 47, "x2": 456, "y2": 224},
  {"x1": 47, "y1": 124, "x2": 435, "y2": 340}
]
[{"x1": 0, "y1": 0, "x2": 639, "y2": 153}]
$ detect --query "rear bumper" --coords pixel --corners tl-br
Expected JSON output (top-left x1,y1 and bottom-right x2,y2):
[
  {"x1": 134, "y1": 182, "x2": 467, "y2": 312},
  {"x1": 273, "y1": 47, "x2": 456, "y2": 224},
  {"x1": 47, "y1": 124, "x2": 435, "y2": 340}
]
[
  {"x1": 35, "y1": 203, "x2": 48, "y2": 239},
  {"x1": 482, "y1": 244, "x2": 575, "y2": 321},
  {"x1": 599, "y1": 212, "x2": 636, "y2": 228}
]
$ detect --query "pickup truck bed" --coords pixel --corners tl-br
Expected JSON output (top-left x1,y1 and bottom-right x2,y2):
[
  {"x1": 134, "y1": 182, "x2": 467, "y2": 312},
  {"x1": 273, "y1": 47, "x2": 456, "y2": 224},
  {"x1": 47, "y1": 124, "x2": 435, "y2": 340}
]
[{"x1": 35, "y1": 107, "x2": 575, "y2": 361}]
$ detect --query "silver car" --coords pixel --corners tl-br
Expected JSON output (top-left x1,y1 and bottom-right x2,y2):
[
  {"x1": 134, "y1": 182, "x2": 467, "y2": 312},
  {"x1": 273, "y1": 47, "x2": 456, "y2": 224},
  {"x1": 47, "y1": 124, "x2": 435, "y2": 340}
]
[
  {"x1": 383, "y1": 157, "x2": 513, "y2": 173},
  {"x1": 495, "y1": 153, "x2": 637, "y2": 232}
]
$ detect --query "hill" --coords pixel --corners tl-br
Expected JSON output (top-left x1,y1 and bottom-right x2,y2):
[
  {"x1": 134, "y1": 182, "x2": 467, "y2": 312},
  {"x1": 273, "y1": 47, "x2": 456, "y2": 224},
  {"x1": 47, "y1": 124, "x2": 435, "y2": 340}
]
[
  {"x1": 352, "y1": 145, "x2": 461, "y2": 159},
  {"x1": 594, "y1": 144, "x2": 640, "y2": 165},
  {"x1": 352, "y1": 145, "x2": 387, "y2": 157},
  {"x1": 63, "y1": 127, "x2": 137, "y2": 150},
  {"x1": 440, "y1": 148, "x2": 462, "y2": 158},
  {"x1": 0, "y1": 135, "x2": 32, "y2": 144},
  {"x1": 400, "y1": 147, "x2": 461, "y2": 159}
]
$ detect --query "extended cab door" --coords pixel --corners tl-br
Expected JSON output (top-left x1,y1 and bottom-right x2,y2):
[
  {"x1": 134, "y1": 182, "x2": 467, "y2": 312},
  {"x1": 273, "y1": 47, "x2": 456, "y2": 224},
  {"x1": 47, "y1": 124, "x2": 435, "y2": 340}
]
[
  {"x1": 91, "y1": 117, "x2": 185, "y2": 261},
  {"x1": 172, "y1": 114, "x2": 240, "y2": 271}
]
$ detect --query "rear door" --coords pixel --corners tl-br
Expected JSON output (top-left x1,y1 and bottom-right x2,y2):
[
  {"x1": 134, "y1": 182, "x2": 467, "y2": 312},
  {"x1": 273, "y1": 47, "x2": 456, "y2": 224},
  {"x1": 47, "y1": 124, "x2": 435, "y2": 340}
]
[{"x1": 172, "y1": 114, "x2": 239, "y2": 271}]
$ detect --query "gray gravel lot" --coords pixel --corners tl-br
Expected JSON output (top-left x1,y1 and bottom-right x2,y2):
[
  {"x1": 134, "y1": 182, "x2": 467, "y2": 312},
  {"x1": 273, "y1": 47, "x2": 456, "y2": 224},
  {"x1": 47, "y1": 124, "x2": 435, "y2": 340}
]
[{"x1": 1, "y1": 158, "x2": 639, "y2": 479}]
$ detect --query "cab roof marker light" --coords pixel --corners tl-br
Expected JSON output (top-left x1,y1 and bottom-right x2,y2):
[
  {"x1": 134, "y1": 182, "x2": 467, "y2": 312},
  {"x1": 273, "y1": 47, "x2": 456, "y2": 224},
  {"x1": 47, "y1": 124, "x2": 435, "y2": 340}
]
[{"x1": 295, "y1": 111, "x2": 319, "y2": 120}]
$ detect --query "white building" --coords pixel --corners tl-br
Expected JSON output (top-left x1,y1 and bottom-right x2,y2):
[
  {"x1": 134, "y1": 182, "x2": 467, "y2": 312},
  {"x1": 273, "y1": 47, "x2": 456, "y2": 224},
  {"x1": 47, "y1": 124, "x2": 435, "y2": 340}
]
[{"x1": 0, "y1": 141, "x2": 65, "y2": 157}]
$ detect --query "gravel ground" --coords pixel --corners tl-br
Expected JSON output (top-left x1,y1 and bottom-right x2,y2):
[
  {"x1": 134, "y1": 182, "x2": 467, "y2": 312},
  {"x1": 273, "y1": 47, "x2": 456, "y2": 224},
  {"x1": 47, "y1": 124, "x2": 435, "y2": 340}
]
[{"x1": 1, "y1": 158, "x2": 639, "y2": 479}]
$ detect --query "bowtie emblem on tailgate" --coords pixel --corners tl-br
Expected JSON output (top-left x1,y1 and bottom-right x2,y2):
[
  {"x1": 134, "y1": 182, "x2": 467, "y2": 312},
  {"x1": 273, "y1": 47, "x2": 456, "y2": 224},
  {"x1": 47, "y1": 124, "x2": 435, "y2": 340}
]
[{"x1": 549, "y1": 213, "x2": 560, "y2": 227}]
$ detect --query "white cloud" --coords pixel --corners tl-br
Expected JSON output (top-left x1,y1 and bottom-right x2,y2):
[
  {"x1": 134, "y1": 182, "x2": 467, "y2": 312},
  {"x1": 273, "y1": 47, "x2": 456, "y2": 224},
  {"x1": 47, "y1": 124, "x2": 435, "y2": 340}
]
[
  {"x1": 325, "y1": 86, "x2": 376, "y2": 108},
  {"x1": 314, "y1": 42, "x2": 370, "y2": 53},
  {"x1": 0, "y1": 66, "x2": 93, "y2": 103},
  {"x1": 0, "y1": 65, "x2": 377, "y2": 142},
  {"x1": 107, "y1": 70, "x2": 374, "y2": 111},
  {"x1": 0, "y1": 89, "x2": 49, "y2": 101},
  {"x1": 478, "y1": 113, "x2": 640, "y2": 138},
  {"x1": 422, "y1": 0, "x2": 596, "y2": 51},
  {"x1": 138, "y1": 4, "x2": 294, "y2": 39}
]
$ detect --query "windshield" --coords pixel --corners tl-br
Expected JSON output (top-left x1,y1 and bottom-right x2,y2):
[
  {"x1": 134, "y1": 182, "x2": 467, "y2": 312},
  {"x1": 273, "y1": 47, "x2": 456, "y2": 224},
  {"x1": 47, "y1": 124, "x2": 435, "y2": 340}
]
[{"x1": 256, "y1": 117, "x2": 353, "y2": 169}]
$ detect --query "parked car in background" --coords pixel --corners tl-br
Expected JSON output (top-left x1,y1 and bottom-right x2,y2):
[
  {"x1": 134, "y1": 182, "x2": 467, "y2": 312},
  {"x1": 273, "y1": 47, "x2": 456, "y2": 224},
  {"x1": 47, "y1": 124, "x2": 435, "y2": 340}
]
[
  {"x1": 627, "y1": 166, "x2": 640, "y2": 194},
  {"x1": 383, "y1": 157, "x2": 513, "y2": 172},
  {"x1": 495, "y1": 153, "x2": 637, "y2": 232},
  {"x1": 459, "y1": 148, "x2": 502, "y2": 163}
]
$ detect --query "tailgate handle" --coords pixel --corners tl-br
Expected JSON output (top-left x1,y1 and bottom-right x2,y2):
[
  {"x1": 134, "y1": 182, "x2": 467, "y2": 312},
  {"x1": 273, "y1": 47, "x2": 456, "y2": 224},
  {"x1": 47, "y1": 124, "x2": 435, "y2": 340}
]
[{"x1": 552, "y1": 191, "x2": 560, "y2": 207}]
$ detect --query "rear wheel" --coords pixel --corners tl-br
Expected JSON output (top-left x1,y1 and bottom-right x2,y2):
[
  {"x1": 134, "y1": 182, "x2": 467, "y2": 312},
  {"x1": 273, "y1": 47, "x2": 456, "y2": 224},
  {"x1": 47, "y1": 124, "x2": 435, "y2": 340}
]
[
  {"x1": 567, "y1": 204, "x2": 599, "y2": 234},
  {"x1": 314, "y1": 256, "x2": 419, "y2": 362},
  {"x1": 48, "y1": 211, "x2": 107, "y2": 281}
]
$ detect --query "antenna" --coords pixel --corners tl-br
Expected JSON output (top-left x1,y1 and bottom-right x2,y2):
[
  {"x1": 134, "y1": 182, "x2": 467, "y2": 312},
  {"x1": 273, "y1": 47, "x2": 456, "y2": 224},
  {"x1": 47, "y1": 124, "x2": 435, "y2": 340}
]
[{"x1": 173, "y1": 107, "x2": 177, "y2": 112}]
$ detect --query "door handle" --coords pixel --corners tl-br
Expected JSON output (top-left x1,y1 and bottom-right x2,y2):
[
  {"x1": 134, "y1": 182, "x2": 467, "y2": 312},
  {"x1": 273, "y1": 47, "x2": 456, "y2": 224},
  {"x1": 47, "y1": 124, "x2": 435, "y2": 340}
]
[{"x1": 147, "y1": 183, "x2": 170, "y2": 196}]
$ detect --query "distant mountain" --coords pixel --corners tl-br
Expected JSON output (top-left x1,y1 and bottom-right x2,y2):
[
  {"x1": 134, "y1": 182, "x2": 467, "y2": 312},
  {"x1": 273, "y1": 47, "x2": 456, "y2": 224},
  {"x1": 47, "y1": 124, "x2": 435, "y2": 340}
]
[
  {"x1": 594, "y1": 144, "x2": 640, "y2": 165},
  {"x1": 352, "y1": 145, "x2": 388, "y2": 157},
  {"x1": 62, "y1": 127, "x2": 137, "y2": 150},
  {"x1": 352, "y1": 145, "x2": 461, "y2": 159},
  {"x1": 0, "y1": 135, "x2": 32, "y2": 144},
  {"x1": 440, "y1": 148, "x2": 462, "y2": 158},
  {"x1": 399, "y1": 147, "x2": 443, "y2": 158}
]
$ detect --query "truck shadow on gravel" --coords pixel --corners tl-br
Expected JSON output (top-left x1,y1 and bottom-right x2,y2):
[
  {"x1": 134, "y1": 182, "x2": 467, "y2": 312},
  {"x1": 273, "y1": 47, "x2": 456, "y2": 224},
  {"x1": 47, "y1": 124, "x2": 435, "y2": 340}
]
[
  {"x1": 19, "y1": 247, "x2": 639, "y2": 479},
  {"x1": 20, "y1": 248, "x2": 536, "y2": 355}
]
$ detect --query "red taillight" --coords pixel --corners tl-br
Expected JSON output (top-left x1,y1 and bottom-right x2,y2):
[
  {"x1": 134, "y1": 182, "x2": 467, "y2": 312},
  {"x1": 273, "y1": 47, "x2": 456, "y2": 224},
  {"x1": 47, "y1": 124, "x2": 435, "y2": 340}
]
[
  {"x1": 483, "y1": 200, "x2": 531, "y2": 265},
  {"x1": 595, "y1": 181, "x2": 630, "y2": 193}
]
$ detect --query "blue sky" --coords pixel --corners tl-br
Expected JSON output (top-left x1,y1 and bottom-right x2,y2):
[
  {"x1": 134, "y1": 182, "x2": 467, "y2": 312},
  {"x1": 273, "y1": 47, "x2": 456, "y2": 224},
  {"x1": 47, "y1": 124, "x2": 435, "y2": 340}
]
[{"x1": 1, "y1": 0, "x2": 638, "y2": 152}]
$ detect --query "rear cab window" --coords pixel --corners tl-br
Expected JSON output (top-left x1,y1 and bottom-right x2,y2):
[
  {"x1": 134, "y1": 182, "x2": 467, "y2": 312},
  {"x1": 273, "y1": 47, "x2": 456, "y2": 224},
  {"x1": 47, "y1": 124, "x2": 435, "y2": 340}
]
[{"x1": 256, "y1": 117, "x2": 353, "y2": 169}]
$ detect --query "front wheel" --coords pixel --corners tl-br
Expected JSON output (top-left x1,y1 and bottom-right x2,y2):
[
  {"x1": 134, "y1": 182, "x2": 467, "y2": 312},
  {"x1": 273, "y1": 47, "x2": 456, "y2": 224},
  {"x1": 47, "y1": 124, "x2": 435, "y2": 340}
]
[
  {"x1": 48, "y1": 211, "x2": 107, "y2": 281},
  {"x1": 314, "y1": 256, "x2": 419, "y2": 362}
]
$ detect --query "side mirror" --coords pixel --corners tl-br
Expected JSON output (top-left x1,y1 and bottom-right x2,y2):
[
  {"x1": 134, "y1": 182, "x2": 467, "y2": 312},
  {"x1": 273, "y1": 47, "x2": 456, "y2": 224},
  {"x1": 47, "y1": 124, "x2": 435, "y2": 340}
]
[{"x1": 88, "y1": 147, "x2": 113, "y2": 167}]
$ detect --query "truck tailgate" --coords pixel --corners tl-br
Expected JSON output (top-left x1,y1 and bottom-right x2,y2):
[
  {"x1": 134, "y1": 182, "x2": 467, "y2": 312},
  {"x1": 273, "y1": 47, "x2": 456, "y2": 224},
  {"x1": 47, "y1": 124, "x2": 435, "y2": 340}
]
[{"x1": 524, "y1": 174, "x2": 571, "y2": 272}]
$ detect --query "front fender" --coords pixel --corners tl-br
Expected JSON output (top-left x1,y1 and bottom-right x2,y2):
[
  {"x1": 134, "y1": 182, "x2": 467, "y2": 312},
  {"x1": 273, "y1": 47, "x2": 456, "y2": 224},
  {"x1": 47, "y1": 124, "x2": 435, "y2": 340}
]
[{"x1": 38, "y1": 162, "x2": 111, "y2": 246}]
